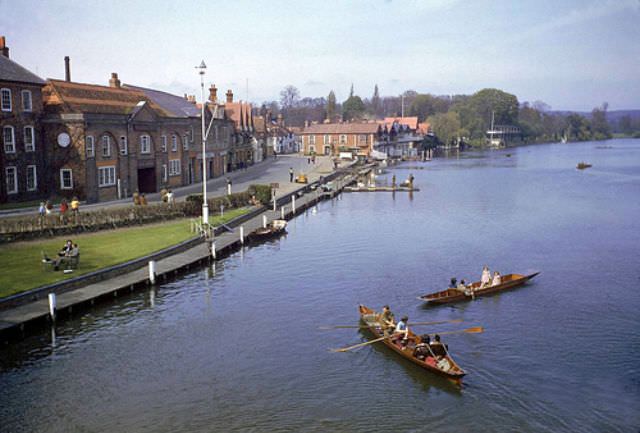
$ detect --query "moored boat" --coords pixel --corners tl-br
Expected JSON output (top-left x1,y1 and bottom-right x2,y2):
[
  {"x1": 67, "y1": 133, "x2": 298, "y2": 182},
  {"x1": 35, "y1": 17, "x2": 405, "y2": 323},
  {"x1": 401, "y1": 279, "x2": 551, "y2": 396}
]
[
  {"x1": 418, "y1": 272, "x2": 540, "y2": 305},
  {"x1": 249, "y1": 219, "x2": 287, "y2": 240},
  {"x1": 358, "y1": 305, "x2": 466, "y2": 381}
]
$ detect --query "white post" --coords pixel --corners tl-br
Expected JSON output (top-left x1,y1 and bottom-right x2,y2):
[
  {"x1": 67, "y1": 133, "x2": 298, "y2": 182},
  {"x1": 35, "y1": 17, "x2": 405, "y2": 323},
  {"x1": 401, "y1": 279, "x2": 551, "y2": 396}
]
[
  {"x1": 48, "y1": 293, "x2": 56, "y2": 321},
  {"x1": 292, "y1": 195, "x2": 296, "y2": 213},
  {"x1": 281, "y1": 206, "x2": 285, "y2": 219},
  {"x1": 148, "y1": 260, "x2": 156, "y2": 284},
  {"x1": 262, "y1": 215, "x2": 267, "y2": 228},
  {"x1": 198, "y1": 61, "x2": 209, "y2": 224},
  {"x1": 240, "y1": 226, "x2": 244, "y2": 244},
  {"x1": 220, "y1": 204, "x2": 224, "y2": 217},
  {"x1": 227, "y1": 183, "x2": 231, "y2": 196},
  {"x1": 211, "y1": 241, "x2": 216, "y2": 260},
  {"x1": 117, "y1": 178, "x2": 122, "y2": 199}
]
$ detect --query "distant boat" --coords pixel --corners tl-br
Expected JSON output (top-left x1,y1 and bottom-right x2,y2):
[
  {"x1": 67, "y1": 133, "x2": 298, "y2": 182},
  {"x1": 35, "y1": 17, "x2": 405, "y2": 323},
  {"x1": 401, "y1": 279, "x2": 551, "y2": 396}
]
[{"x1": 576, "y1": 162, "x2": 592, "y2": 170}]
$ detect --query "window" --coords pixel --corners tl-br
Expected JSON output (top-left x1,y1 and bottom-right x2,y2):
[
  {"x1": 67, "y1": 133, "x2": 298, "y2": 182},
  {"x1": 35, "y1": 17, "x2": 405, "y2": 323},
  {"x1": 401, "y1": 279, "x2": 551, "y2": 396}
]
[
  {"x1": 340, "y1": 135, "x2": 347, "y2": 145},
  {"x1": 309, "y1": 135, "x2": 315, "y2": 145},
  {"x1": 358, "y1": 134, "x2": 368, "y2": 145},
  {"x1": 161, "y1": 135, "x2": 167, "y2": 152},
  {"x1": 60, "y1": 169, "x2": 73, "y2": 189},
  {"x1": 5, "y1": 166, "x2": 17, "y2": 194},
  {"x1": 101, "y1": 135, "x2": 111, "y2": 157},
  {"x1": 22, "y1": 90, "x2": 32, "y2": 112},
  {"x1": 119, "y1": 136, "x2": 128, "y2": 155},
  {"x1": 3, "y1": 126, "x2": 15, "y2": 153},
  {"x1": 171, "y1": 135, "x2": 178, "y2": 152},
  {"x1": 1, "y1": 88, "x2": 11, "y2": 111},
  {"x1": 323, "y1": 134, "x2": 330, "y2": 145},
  {"x1": 140, "y1": 135, "x2": 151, "y2": 154},
  {"x1": 24, "y1": 126, "x2": 35, "y2": 152},
  {"x1": 26, "y1": 165, "x2": 37, "y2": 191},
  {"x1": 183, "y1": 134, "x2": 189, "y2": 150},
  {"x1": 309, "y1": 145, "x2": 316, "y2": 154},
  {"x1": 162, "y1": 164, "x2": 168, "y2": 182},
  {"x1": 98, "y1": 166, "x2": 116, "y2": 187},
  {"x1": 169, "y1": 159, "x2": 181, "y2": 176},
  {"x1": 86, "y1": 136, "x2": 95, "y2": 157}
]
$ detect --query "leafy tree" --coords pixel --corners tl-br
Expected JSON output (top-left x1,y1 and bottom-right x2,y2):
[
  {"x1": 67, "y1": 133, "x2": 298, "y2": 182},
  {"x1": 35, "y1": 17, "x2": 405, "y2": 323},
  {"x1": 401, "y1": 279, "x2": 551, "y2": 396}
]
[
  {"x1": 591, "y1": 102, "x2": 611, "y2": 140},
  {"x1": 409, "y1": 94, "x2": 450, "y2": 122},
  {"x1": 343, "y1": 86, "x2": 366, "y2": 121},
  {"x1": 327, "y1": 90, "x2": 337, "y2": 121},
  {"x1": 566, "y1": 113, "x2": 591, "y2": 141},
  {"x1": 371, "y1": 84, "x2": 381, "y2": 118},
  {"x1": 428, "y1": 111, "x2": 462, "y2": 147}
]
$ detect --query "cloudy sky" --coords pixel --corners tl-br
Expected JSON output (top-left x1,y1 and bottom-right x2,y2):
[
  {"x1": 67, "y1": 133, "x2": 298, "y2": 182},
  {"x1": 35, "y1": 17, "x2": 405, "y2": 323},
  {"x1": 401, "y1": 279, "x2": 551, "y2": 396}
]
[{"x1": 2, "y1": 0, "x2": 639, "y2": 110}]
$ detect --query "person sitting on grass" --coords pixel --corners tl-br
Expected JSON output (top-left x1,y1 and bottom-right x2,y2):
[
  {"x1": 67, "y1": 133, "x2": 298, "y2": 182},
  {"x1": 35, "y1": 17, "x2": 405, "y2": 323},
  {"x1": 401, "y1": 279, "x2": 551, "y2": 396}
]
[{"x1": 53, "y1": 242, "x2": 79, "y2": 271}]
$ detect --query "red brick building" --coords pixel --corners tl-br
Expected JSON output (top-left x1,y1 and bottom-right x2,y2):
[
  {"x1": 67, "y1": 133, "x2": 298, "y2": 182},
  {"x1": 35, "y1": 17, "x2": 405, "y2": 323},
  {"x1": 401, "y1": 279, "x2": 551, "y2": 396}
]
[
  {"x1": 0, "y1": 36, "x2": 46, "y2": 203},
  {"x1": 298, "y1": 122, "x2": 379, "y2": 156}
]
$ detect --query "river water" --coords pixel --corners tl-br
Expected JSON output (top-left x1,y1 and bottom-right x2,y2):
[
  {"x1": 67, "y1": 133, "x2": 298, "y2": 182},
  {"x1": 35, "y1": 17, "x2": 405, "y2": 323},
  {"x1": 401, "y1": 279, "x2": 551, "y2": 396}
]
[{"x1": 1, "y1": 139, "x2": 639, "y2": 433}]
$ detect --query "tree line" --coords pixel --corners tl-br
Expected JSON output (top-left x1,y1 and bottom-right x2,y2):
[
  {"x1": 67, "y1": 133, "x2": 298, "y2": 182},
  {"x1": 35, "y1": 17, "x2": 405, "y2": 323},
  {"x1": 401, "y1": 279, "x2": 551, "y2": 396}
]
[{"x1": 258, "y1": 85, "x2": 640, "y2": 146}]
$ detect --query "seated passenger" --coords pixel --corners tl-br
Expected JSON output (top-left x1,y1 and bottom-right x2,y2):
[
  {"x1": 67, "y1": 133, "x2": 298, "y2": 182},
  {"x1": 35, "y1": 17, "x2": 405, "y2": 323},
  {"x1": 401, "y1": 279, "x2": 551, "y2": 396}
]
[
  {"x1": 481, "y1": 265, "x2": 491, "y2": 288},
  {"x1": 394, "y1": 316, "x2": 410, "y2": 344},
  {"x1": 449, "y1": 277, "x2": 457, "y2": 289},
  {"x1": 429, "y1": 334, "x2": 448, "y2": 359},
  {"x1": 413, "y1": 335, "x2": 432, "y2": 360},
  {"x1": 456, "y1": 279, "x2": 468, "y2": 293},
  {"x1": 492, "y1": 271, "x2": 502, "y2": 286}
]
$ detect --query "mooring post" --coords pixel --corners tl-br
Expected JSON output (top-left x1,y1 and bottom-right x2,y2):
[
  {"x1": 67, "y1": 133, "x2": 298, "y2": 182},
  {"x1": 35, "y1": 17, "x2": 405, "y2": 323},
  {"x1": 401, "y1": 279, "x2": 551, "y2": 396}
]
[
  {"x1": 211, "y1": 241, "x2": 216, "y2": 260},
  {"x1": 240, "y1": 226, "x2": 245, "y2": 244},
  {"x1": 148, "y1": 260, "x2": 156, "y2": 284},
  {"x1": 262, "y1": 215, "x2": 267, "y2": 228},
  {"x1": 281, "y1": 206, "x2": 285, "y2": 219},
  {"x1": 48, "y1": 293, "x2": 56, "y2": 321},
  {"x1": 292, "y1": 195, "x2": 296, "y2": 213}
]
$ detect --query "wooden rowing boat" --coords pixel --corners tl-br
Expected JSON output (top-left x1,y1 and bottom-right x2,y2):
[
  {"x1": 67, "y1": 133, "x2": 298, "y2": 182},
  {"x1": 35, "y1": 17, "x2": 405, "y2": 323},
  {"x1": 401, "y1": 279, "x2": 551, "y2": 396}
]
[
  {"x1": 358, "y1": 305, "x2": 466, "y2": 380},
  {"x1": 418, "y1": 272, "x2": 540, "y2": 305},
  {"x1": 249, "y1": 219, "x2": 287, "y2": 240}
]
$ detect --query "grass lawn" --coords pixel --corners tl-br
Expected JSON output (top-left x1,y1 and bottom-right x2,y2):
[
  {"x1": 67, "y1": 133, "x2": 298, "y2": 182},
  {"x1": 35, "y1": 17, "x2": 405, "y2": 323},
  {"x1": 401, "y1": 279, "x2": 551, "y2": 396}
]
[{"x1": 0, "y1": 208, "x2": 249, "y2": 299}]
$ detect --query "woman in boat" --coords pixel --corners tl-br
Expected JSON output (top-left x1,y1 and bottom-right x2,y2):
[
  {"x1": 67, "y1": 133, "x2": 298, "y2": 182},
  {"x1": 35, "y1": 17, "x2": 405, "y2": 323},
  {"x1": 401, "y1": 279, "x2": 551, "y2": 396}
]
[
  {"x1": 481, "y1": 265, "x2": 491, "y2": 288},
  {"x1": 456, "y1": 279, "x2": 467, "y2": 293},
  {"x1": 378, "y1": 305, "x2": 395, "y2": 335},
  {"x1": 492, "y1": 271, "x2": 502, "y2": 286},
  {"x1": 413, "y1": 335, "x2": 432, "y2": 361}
]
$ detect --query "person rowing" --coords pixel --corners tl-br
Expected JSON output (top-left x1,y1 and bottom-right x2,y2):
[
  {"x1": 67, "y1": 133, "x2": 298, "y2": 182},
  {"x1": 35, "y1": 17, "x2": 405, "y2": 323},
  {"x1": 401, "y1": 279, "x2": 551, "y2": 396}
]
[
  {"x1": 378, "y1": 305, "x2": 395, "y2": 335},
  {"x1": 394, "y1": 316, "x2": 410, "y2": 348}
]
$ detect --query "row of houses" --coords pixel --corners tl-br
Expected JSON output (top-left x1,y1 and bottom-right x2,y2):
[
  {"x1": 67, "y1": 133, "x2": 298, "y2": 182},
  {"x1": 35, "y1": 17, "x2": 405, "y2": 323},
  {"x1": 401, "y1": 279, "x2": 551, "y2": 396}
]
[{"x1": 0, "y1": 37, "x2": 299, "y2": 204}]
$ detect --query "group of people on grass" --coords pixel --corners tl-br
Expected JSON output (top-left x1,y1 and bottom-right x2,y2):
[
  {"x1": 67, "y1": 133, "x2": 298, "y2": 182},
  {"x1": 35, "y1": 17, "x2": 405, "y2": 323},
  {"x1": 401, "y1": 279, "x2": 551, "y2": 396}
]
[
  {"x1": 43, "y1": 239, "x2": 80, "y2": 271},
  {"x1": 451, "y1": 265, "x2": 502, "y2": 296},
  {"x1": 378, "y1": 305, "x2": 449, "y2": 363}
]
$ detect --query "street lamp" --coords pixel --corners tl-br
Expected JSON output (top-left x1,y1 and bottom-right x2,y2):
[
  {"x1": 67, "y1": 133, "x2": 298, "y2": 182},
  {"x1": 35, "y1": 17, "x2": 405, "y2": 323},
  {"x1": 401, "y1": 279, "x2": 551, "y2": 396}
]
[{"x1": 196, "y1": 60, "x2": 209, "y2": 224}]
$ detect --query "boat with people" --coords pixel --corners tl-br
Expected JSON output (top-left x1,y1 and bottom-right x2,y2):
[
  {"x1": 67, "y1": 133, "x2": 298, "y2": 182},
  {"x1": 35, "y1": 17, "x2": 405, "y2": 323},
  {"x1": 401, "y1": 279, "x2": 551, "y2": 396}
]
[
  {"x1": 249, "y1": 219, "x2": 287, "y2": 241},
  {"x1": 418, "y1": 272, "x2": 540, "y2": 305},
  {"x1": 358, "y1": 305, "x2": 466, "y2": 381},
  {"x1": 576, "y1": 162, "x2": 592, "y2": 170}
]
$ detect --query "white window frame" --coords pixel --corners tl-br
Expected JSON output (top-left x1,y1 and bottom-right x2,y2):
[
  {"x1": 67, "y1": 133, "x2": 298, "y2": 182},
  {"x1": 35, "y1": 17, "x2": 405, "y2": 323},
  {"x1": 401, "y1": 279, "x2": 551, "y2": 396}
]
[
  {"x1": 98, "y1": 165, "x2": 116, "y2": 187},
  {"x1": 162, "y1": 163, "x2": 168, "y2": 182},
  {"x1": 86, "y1": 136, "x2": 95, "y2": 157},
  {"x1": 323, "y1": 134, "x2": 330, "y2": 145},
  {"x1": 309, "y1": 135, "x2": 315, "y2": 145},
  {"x1": 24, "y1": 126, "x2": 35, "y2": 152},
  {"x1": 140, "y1": 134, "x2": 151, "y2": 154},
  {"x1": 60, "y1": 168, "x2": 73, "y2": 190},
  {"x1": 1, "y1": 88, "x2": 11, "y2": 112},
  {"x1": 21, "y1": 90, "x2": 32, "y2": 112},
  {"x1": 169, "y1": 159, "x2": 181, "y2": 176},
  {"x1": 358, "y1": 134, "x2": 367, "y2": 145},
  {"x1": 171, "y1": 135, "x2": 178, "y2": 152},
  {"x1": 3, "y1": 126, "x2": 15, "y2": 153},
  {"x1": 340, "y1": 134, "x2": 347, "y2": 145},
  {"x1": 183, "y1": 134, "x2": 189, "y2": 150},
  {"x1": 119, "y1": 136, "x2": 128, "y2": 155},
  {"x1": 309, "y1": 145, "x2": 316, "y2": 154},
  {"x1": 26, "y1": 165, "x2": 37, "y2": 191},
  {"x1": 5, "y1": 166, "x2": 17, "y2": 194},
  {"x1": 161, "y1": 135, "x2": 167, "y2": 152},
  {"x1": 101, "y1": 135, "x2": 111, "y2": 157}
]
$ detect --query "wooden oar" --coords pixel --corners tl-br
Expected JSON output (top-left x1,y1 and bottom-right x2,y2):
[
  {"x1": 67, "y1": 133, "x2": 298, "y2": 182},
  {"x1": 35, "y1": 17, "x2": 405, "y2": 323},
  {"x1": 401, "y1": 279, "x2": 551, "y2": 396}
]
[
  {"x1": 425, "y1": 326, "x2": 484, "y2": 336},
  {"x1": 319, "y1": 318, "x2": 463, "y2": 330},
  {"x1": 330, "y1": 336, "x2": 388, "y2": 352}
]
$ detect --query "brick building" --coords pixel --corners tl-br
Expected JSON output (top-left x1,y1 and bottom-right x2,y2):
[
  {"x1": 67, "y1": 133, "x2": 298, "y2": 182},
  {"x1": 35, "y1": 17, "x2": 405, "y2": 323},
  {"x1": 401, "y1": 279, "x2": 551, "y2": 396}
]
[
  {"x1": 223, "y1": 90, "x2": 258, "y2": 168},
  {"x1": 0, "y1": 36, "x2": 46, "y2": 203},
  {"x1": 298, "y1": 122, "x2": 379, "y2": 157}
]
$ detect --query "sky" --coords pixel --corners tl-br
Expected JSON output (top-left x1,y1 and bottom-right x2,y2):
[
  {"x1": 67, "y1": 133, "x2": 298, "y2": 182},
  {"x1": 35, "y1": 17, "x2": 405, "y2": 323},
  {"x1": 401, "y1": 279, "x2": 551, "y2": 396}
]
[{"x1": 1, "y1": 0, "x2": 639, "y2": 111}]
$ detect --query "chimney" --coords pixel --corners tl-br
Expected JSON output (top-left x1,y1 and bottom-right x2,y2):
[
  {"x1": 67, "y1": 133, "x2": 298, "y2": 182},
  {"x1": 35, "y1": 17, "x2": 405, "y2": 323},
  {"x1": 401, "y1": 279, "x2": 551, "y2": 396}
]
[
  {"x1": 277, "y1": 113, "x2": 284, "y2": 126},
  {"x1": 0, "y1": 36, "x2": 9, "y2": 58},
  {"x1": 109, "y1": 72, "x2": 121, "y2": 88},
  {"x1": 226, "y1": 89, "x2": 233, "y2": 103},
  {"x1": 209, "y1": 84, "x2": 218, "y2": 102},
  {"x1": 64, "y1": 56, "x2": 71, "y2": 82}
]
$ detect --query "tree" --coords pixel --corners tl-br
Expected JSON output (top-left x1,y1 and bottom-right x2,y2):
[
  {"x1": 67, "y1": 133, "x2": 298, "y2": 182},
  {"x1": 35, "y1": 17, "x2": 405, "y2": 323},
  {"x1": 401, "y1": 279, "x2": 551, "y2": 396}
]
[
  {"x1": 428, "y1": 112, "x2": 462, "y2": 147},
  {"x1": 371, "y1": 84, "x2": 381, "y2": 118},
  {"x1": 591, "y1": 102, "x2": 611, "y2": 140},
  {"x1": 327, "y1": 90, "x2": 337, "y2": 121},
  {"x1": 566, "y1": 113, "x2": 591, "y2": 141},
  {"x1": 409, "y1": 94, "x2": 450, "y2": 122},
  {"x1": 349, "y1": 83, "x2": 354, "y2": 98},
  {"x1": 279, "y1": 85, "x2": 300, "y2": 110},
  {"x1": 342, "y1": 94, "x2": 366, "y2": 121}
]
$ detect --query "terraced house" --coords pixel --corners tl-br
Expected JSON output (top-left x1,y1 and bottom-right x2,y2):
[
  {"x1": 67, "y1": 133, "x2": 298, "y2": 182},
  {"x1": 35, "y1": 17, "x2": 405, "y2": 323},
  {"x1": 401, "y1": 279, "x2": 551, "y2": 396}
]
[
  {"x1": 42, "y1": 64, "x2": 194, "y2": 203},
  {"x1": 0, "y1": 37, "x2": 46, "y2": 203},
  {"x1": 298, "y1": 122, "x2": 379, "y2": 157}
]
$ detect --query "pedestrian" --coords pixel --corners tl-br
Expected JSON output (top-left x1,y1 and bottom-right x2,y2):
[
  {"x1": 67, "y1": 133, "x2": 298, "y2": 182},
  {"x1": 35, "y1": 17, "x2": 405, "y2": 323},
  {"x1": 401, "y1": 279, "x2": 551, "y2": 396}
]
[
  {"x1": 307, "y1": 157, "x2": 311, "y2": 164},
  {"x1": 59, "y1": 199, "x2": 69, "y2": 224},
  {"x1": 133, "y1": 190, "x2": 140, "y2": 205},
  {"x1": 140, "y1": 193, "x2": 148, "y2": 206},
  {"x1": 166, "y1": 189, "x2": 175, "y2": 204},
  {"x1": 226, "y1": 177, "x2": 232, "y2": 195},
  {"x1": 289, "y1": 167, "x2": 294, "y2": 182},
  {"x1": 45, "y1": 200, "x2": 53, "y2": 215},
  {"x1": 70, "y1": 196, "x2": 80, "y2": 214},
  {"x1": 38, "y1": 201, "x2": 46, "y2": 217}
]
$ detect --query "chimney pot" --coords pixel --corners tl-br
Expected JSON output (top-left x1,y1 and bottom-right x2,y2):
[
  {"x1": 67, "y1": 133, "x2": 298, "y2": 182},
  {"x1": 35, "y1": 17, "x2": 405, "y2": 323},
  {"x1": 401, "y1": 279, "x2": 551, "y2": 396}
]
[
  {"x1": 226, "y1": 89, "x2": 233, "y2": 103},
  {"x1": 64, "y1": 56, "x2": 71, "y2": 82},
  {"x1": 209, "y1": 84, "x2": 218, "y2": 103},
  {"x1": 0, "y1": 36, "x2": 9, "y2": 58},
  {"x1": 109, "y1": 72, "x2": 121, "y2": 88}
]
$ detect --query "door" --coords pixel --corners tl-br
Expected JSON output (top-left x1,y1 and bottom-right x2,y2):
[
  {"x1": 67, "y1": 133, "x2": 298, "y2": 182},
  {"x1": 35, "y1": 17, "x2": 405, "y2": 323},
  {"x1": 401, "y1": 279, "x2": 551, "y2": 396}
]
[{"x1": 137, "y1": 167, "x2": 156, "y2": 193}]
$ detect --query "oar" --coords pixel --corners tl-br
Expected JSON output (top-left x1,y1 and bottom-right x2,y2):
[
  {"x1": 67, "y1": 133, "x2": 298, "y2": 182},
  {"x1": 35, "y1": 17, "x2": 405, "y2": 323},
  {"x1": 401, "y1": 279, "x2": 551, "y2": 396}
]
[
  {"x1": 330, "y1": 335, "x2": 388, "y2": 352},
  {"x1": 425, "y1": 326, "x2": 484, "y2": 336},
  {"x1": 319, "y1": 318, "x2": 463, "y2": 330}
]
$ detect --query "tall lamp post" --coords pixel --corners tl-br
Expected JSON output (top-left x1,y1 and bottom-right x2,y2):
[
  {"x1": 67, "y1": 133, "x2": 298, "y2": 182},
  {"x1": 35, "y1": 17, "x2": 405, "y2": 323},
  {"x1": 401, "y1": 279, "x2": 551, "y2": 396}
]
[{"x1": 197, "y1": 60, "x2": 209, "y2": 224}]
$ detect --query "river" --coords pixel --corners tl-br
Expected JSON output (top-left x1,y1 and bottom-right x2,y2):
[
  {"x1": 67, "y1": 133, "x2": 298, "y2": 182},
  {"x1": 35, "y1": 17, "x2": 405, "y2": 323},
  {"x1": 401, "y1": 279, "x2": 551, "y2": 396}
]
[{"x1": 1, "y1": 139, "x2": 639, "y2": 433}]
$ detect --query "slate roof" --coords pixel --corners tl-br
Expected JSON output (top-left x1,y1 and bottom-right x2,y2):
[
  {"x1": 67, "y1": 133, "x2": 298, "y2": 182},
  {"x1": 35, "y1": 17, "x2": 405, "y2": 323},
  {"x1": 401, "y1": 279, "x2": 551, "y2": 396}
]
[
  {"x1": 299, "y1": 122, "x2": 379, "y2": 135},
  {"x1": 0, "y1": 55, "x2": 45, "y2": 85},
  {"x1": 43, "y1": 79, "x2": 170, "y2": 116},
  {"x1": 125, "y1": 84, "x2": 200, "y2": 118}
]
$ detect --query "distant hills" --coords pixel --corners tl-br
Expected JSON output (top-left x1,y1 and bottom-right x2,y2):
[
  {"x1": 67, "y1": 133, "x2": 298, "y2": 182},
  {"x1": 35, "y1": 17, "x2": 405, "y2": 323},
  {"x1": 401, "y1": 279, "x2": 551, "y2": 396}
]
[{"x1": 551, "y1": 109, "x2": 640, "y2": 122}]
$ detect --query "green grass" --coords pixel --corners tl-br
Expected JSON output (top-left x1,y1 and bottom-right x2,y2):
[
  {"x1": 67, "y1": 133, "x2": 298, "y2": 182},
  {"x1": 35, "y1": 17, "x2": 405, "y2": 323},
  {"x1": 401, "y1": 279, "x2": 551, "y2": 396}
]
[{"x1": 0, "y1": 208, "x2": 249, "y2": 298}]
